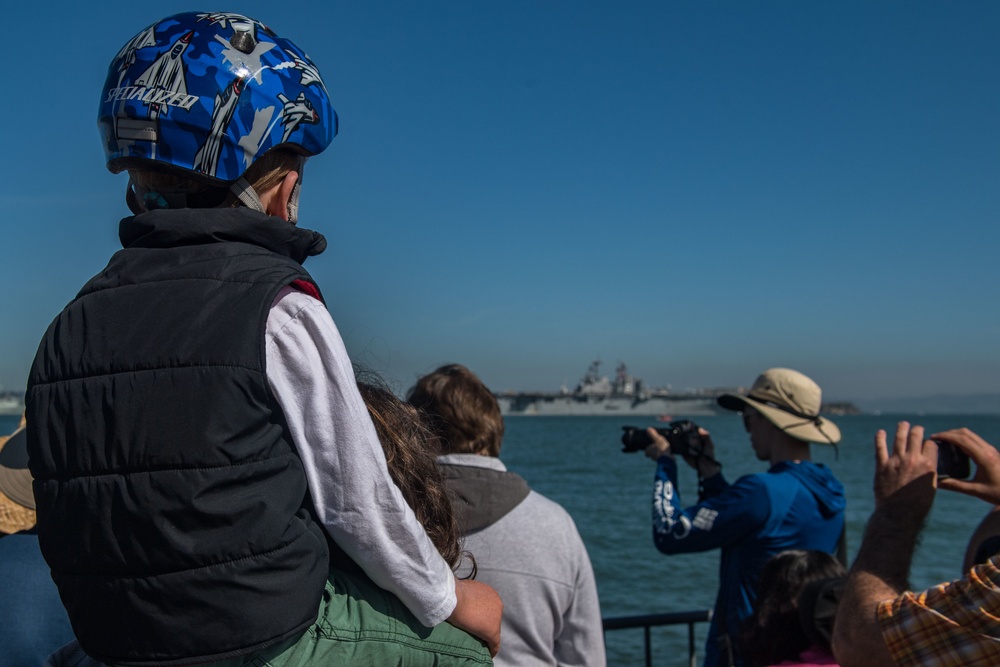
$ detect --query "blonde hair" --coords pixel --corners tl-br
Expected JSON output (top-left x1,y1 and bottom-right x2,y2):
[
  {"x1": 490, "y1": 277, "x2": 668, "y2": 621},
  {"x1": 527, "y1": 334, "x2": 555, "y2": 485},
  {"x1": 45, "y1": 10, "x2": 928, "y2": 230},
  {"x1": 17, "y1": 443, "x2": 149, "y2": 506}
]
[{"x1": 239, "y1": 148, "x2": 304, "y2": 196}]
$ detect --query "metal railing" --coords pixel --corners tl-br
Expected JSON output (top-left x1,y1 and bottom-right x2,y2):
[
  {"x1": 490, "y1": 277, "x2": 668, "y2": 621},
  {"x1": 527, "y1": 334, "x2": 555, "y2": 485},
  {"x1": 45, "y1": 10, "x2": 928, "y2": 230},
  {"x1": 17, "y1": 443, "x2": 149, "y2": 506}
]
[{"x1": 603, "y1": 609, "x2": 712, "y2": 667}]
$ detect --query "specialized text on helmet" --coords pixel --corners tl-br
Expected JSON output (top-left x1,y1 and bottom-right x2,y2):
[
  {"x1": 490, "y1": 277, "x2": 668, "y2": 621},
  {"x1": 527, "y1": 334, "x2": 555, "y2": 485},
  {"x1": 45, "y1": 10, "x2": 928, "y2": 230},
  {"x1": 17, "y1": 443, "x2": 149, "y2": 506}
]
[{"x1": 105, "y1": 86, "x2": 199, "y2": 111}]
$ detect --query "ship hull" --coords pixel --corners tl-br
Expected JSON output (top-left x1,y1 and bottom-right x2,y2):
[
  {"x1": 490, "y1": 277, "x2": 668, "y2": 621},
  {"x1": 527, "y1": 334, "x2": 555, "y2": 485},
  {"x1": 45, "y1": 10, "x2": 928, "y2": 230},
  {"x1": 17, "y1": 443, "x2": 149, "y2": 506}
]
[
  {"x1": 496, "y1": 394, "x2": 721, "y2": 417},
  {"x1": 0, "y1": 400, "x2": 24, "y2": 416}
]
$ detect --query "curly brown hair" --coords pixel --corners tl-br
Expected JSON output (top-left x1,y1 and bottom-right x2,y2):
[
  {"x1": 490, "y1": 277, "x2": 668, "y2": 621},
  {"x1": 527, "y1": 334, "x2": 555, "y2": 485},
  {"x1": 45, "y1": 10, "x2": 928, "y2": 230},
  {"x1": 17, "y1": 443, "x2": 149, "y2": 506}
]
[{"x1": 357, "y1": 380, "x2": 473, "y2": 575}]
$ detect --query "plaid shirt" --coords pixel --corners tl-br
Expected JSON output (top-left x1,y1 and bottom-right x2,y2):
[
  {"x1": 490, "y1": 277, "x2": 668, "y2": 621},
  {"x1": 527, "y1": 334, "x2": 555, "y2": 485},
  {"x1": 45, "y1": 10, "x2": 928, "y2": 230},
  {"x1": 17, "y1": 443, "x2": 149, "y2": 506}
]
[{"x1": 877, "y1": 555, "x2": 1000, "y2": 666}]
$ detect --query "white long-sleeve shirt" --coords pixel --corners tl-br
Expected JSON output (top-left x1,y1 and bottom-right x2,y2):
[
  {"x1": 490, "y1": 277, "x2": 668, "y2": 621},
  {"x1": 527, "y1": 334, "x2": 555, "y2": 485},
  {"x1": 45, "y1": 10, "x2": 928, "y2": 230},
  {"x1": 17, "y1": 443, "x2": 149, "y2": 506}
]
[{"x1": 264, "y1": 286, "x2": 456, "y2": 626}]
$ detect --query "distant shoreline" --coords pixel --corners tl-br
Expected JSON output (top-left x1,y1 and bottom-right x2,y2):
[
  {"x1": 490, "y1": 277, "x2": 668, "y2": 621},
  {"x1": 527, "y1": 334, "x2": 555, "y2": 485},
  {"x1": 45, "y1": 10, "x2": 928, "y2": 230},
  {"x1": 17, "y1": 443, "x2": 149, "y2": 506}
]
[{"x1": 3, "y1": 391, "x2": 998, "y2": 418}]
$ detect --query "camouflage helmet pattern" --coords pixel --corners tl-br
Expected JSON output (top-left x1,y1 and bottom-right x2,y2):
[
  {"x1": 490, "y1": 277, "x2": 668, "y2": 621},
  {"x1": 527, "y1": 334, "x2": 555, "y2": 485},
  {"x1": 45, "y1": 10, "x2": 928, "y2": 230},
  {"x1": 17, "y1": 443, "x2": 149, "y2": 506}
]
[{"x1": 98, "y1": 12, "x2": 337, "y2": 184}]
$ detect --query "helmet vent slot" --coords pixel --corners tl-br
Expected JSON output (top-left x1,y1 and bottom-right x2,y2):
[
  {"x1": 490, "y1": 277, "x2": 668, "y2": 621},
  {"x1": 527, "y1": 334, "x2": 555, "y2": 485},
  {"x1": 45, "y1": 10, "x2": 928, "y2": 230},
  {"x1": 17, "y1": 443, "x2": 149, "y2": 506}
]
[{"x1": 230, "y1": 27, "x2": 256, "y2": 54}]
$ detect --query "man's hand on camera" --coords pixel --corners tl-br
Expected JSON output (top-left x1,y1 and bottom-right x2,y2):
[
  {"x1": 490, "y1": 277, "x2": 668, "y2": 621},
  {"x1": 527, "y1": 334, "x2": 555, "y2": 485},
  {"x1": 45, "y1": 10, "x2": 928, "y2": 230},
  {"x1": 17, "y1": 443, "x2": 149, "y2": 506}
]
[
  {"x1": 692, "y1": 428, "x2": 721, "y2": 478},
  {"x1": 644, "y1": 428, "x2": 671, "y2": 460},
  {"x1": 645, "y1": 427, "x2": 722, "y2": 478},
  {"x1": 934, "y1": 428, "x2": 1000, "y2": 505}
]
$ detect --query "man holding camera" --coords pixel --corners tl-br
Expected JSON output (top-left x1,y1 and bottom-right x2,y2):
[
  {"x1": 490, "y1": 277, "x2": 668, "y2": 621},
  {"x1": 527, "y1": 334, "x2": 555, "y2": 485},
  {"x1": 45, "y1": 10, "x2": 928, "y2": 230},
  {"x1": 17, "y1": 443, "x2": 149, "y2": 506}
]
[
  {"x1": 831, "y1": 422, "x2": 1000, "y2": 666},
  {"x1": 645, "y1": 368, "x2": 846, "y2": 667}
]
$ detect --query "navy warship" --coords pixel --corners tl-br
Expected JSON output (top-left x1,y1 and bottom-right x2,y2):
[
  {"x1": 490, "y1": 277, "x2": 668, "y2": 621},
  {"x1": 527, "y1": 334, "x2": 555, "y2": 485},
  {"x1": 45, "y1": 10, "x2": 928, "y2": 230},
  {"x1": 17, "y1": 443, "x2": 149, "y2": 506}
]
[
  {"x1": 0, "y1": 391, "x2": 24, "y2": 416},
  {"x1": 495, "y1": 361, "x2": 725, "y2": 417}
]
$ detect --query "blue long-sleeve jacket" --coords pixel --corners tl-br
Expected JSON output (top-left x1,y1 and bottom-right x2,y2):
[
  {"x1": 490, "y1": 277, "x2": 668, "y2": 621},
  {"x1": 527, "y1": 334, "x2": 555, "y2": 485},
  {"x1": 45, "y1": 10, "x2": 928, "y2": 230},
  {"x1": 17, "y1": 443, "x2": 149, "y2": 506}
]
[{"x1": 652, "y1": 456, "x2": 845, "y2": 667}]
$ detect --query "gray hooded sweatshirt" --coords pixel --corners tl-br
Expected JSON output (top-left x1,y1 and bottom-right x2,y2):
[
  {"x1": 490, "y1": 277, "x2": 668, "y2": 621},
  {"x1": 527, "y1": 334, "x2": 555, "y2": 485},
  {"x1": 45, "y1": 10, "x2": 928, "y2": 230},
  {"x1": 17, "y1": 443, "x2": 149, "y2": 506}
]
[{"x1": 439, "y1": 453, "x2": 606, "y2": 667}]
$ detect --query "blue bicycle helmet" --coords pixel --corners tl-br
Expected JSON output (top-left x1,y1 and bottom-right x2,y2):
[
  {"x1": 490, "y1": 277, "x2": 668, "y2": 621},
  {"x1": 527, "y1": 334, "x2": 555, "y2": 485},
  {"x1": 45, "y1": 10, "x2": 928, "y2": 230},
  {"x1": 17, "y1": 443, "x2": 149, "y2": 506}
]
[{"x1": 99, "y1": 12, "x2": 337, "y2": 186}]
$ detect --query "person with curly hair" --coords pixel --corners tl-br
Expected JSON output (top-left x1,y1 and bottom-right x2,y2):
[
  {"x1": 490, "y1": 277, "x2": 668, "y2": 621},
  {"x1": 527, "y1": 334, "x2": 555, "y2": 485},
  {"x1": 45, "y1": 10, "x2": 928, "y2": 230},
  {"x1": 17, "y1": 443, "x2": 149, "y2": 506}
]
[{"x1": 357, "y1": 380, "x2": 468, "y2": 572}]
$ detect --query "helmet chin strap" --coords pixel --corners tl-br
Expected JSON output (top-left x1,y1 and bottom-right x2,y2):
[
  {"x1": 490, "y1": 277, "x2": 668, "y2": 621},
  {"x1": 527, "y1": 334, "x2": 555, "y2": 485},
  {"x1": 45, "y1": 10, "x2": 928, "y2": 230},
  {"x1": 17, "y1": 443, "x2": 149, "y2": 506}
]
[
  {"x1": 230, "y1": 161, "x2": 304, "y2": 224},
  {"x1": 230, "y1": 177, "x2": 267, "y2": 215}
]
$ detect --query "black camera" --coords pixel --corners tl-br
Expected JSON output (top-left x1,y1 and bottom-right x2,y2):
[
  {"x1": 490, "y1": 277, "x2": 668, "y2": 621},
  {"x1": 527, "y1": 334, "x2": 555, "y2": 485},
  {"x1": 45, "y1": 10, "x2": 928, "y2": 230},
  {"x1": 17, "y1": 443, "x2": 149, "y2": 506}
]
[
  {"x1": 934, "y1": 439, "x2": 971, "y2": 480},
  {"x1": 621, "y1": 420, "x2": 704, "y2": 456}
]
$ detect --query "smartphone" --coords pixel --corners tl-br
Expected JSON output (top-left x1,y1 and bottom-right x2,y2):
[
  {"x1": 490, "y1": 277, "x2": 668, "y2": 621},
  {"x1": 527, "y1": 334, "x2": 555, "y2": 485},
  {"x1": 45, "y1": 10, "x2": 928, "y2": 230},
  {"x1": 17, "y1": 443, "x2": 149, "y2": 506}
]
[{"x1": 934, "y1": 439, "x2": 971, "y2": 480}]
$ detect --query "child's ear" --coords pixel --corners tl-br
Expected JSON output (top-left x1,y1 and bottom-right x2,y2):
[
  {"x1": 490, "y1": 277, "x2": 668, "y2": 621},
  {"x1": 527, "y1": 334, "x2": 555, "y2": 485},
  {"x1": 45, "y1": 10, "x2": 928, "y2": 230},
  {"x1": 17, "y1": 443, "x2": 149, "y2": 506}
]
[{"x1": 265, "y1": 171, "x2": 300, "y2": 220}]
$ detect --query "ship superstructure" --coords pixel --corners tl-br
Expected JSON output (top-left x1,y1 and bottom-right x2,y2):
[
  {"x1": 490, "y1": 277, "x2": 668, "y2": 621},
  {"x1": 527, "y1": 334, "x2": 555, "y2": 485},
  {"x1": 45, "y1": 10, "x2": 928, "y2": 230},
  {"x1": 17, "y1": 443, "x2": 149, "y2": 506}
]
[{"x1": 495, "y1": 360, "x2": 723, "y2": 417}]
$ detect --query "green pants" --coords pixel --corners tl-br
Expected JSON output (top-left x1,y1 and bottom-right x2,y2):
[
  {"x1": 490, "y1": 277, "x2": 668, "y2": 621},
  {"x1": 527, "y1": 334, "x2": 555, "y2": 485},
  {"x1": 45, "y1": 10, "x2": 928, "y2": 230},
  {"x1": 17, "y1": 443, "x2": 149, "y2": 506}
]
[{"x1": 232, "y1": 568, "x2": 493, "y2": 667}]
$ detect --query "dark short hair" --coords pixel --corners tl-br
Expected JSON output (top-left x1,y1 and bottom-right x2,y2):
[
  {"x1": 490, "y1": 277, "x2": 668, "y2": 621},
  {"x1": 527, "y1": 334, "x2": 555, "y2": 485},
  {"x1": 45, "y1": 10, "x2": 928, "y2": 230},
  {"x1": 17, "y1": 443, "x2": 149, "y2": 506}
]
[
  {"x1": 740, "y1": 550, "x2": 847, "y2": 667},
  {"x1": 407, "y1": 364, "x2": 504, "y2": 457}
]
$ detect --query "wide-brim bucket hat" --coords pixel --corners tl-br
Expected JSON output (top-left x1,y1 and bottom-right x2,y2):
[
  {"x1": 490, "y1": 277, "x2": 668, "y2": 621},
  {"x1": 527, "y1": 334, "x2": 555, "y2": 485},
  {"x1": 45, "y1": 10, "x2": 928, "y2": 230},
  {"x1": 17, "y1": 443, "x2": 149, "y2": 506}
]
[
  {"x1": 0, "y1": 426, "x2": 36, "y2": 534},
  {"x1": 717, "y1": 368, "x2": 841, "y2": 445}
]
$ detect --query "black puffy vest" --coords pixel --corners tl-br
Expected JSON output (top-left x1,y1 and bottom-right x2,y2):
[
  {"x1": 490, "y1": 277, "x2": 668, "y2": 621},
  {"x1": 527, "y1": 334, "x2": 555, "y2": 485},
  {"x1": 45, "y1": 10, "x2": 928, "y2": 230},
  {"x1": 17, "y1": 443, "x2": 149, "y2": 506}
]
[{"x1": 27, "y1": 208, "x2": 331, "y2": 665}]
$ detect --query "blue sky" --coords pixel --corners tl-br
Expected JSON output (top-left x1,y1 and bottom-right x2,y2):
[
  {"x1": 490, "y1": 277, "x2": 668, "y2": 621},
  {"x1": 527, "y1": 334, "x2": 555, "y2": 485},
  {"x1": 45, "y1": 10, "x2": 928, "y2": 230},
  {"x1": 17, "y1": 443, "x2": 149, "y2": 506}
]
[{"x1": 1, "y1": 1, "x2": 998, "y2": 402}]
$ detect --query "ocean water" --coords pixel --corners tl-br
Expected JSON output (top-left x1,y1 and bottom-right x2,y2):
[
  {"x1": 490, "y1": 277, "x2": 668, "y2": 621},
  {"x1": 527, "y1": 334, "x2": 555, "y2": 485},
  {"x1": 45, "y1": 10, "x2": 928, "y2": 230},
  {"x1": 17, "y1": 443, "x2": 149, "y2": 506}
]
[
  {"x1": 5, "y1": 412, "x2": 999, "y2": 665},
  {"x1": 499, "y1": 413, "x2": 1000, "y2": 666}
]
